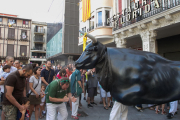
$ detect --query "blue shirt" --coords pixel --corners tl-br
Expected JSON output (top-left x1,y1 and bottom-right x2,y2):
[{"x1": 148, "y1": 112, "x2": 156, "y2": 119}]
[
  {"x1": 0, "y1": 72, "x2": 10, "y2": 79},
  {"x1": 40, "y1": 69, "x2": 55, "y2": 84},
  {"x1": 70, "y1": 69, "x2": 81, "y2": 95}
]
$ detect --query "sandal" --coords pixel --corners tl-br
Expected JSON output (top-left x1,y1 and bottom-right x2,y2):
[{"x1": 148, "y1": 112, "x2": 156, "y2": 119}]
[
  {"x1": 155, "y1": 109, "x2": 160, "y2": 114},
  {"x1": 108, "y1": 105, "x2": 113, "y2": 108},
  {"x1": 71, "y1": 115, "x2": 79, "y2": 120},
  {"x1": 104, "y1": 106, "x2": 108, "y2": 110},
  {"x1": 161, "y1": 111, "x2": 166, "y2": 115}
]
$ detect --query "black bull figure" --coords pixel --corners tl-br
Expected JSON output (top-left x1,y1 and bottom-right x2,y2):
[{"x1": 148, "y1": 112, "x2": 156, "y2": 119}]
[{"x1": 75, "y1": 30, "x2": 180, "y2": 106}]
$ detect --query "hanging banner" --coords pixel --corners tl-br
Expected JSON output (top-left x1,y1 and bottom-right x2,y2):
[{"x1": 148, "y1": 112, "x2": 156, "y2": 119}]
[{"x1": 82, "y1": 0, "x2": 91, "y2": 22}]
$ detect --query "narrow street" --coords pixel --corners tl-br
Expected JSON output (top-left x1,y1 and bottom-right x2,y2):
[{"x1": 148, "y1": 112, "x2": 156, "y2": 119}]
[{"x1": 1, "y1": 94, "x2": 179, "y2": 120}]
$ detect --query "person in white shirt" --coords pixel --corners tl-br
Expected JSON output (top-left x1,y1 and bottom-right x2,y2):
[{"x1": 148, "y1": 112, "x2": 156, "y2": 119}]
[
  {"x1": 0, "y1": 56, "x2": 17, "y2": 75},
  {"x1": 0, "y1": 56, "x2": 17, "y2": 120}
]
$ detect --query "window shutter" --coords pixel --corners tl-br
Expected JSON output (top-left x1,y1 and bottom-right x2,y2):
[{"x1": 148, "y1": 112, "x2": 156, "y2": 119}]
[
  {"x1": 7, "y1": 44, "x2": 14, "y2": 56},
  {"x1": 12, "y1": 29, "x2": 15, "y2": 39}
]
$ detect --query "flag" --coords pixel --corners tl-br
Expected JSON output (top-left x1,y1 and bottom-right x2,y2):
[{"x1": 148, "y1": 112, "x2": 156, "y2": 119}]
[{"x1": 82, "y1": 0, "x2": 91, "y2": 22}]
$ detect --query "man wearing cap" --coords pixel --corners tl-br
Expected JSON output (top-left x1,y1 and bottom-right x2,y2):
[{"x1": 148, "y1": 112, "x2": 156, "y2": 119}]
[{"x1": 45, "y1": 77, "x2": 76, "y2": 120}]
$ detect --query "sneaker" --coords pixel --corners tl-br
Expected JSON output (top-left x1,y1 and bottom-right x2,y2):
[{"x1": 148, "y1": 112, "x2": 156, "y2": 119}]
[
  {"x1": 87, "y1": 104, "x2": 93, "y2": 108},
  {"x1": 91, "y1": 102, "x2": 97, "y2": 105},
  {"x1": 167, "y1": 113, "x2": 174, "y2": 119},
  {"x1": 71, "y1": 115, "x2": 79, "y2": 120}
]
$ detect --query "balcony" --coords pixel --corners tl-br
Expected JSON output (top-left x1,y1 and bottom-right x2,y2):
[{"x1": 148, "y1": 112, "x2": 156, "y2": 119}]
[
  {"x1": 34, "y1": 28, "x2": 45, "y2": 34},
  {"x1": 113, "y1": 0, "x2": 180, "y2": 31},
  {"x1": 96, "y1": 22, "x2": 103, "y2": 27},
  {"x1": 19, "y1": 35, "x2": 28, "y2": 41},
  {"x1": 31, "y1": 47, "x2": 46, "y2": 51},
  {"x1": 33, "y1": 37, "x2": 45, "y2": 43}
]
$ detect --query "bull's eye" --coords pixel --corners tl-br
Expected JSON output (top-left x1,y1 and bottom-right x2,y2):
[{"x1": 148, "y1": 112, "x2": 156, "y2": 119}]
[{"x1": 93, "y1": 46, "x2": 98, "y2": 51}]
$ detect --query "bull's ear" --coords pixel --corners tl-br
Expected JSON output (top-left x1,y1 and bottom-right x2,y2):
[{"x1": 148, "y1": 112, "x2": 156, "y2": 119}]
[{"x1": 93, "y1": 46, "x2": 98, "y2": 51}]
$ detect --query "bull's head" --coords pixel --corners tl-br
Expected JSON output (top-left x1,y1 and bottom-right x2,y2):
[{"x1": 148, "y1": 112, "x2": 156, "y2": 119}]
[{"x1": 75, "y1": 30, "x2": 107, "y2": 69}]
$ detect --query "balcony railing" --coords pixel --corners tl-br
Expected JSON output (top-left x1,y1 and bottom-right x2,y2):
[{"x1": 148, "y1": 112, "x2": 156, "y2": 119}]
[
  {"x1": 20, "y1": 35, "x2": 28, "y2": 41},
  {"x1": 34, "y1": 28, "x2": 45, "y2": 34},
  {"x1": 31, "y1": 47, "x2": 46, "y2": 51},
  {"x1": 96, "y1": 22, "x2": 103, "y2": 27},
  {"x1": 113, "y1": 0, "x2": 180, "y2": 31},
  {"x1": 33, "y1": 37, "x2": 45, "y2": 43},
  {"x1": 31, "y1": 56, "x2": 46, "y2": 59}
]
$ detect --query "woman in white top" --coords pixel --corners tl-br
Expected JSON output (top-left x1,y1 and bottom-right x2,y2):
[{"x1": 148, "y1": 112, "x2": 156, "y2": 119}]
[{"x1": 29, "y1": 67, "x2": 42, "y2": 120}]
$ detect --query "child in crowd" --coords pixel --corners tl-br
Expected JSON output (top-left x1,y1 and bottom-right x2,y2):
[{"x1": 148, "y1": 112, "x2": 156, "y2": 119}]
[
  {"x1": 16, "y1": 97, "x2": 30, "y2": 120},
  {"x1": 0, "y1": 65, "x2": 11, "y2": 102},
  {"x1": 39, "y1": 84, "x2": 46, "y2": 119}
]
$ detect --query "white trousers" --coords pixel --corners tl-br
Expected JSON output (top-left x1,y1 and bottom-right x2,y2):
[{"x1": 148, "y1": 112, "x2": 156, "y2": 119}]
[
  {"x1": 109, "y1": 101, "x2": 128, "y2": 120},
  {"x1": 72, "y1": 97, "x2": 79, "y2": 116},
  {"x1": 98, "y1": 82, "x2": 102, "y2": 101},
  {"x1": 46, "y1": 103, "x2": 68, "y2": 120},
  {"x1": 169, "y1": 101, "x2": 178, "y2": 115}
]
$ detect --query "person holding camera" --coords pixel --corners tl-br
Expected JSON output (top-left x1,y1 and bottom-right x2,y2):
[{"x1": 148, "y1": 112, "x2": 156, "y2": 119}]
[
  {"x1": 70, "y1": 68, "x2": 84, "y2": 119},
  {"x1": 29, "y1": 67, "x2": 42, "y2": 120}
]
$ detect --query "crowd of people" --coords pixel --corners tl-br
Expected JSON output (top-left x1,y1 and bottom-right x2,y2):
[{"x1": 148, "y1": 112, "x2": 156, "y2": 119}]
[{"x1": 0, "y1": 56, "x2": 179, "y2": 120}]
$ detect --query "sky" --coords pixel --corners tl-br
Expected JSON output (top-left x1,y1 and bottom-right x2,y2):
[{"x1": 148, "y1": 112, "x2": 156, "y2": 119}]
[{"x1": 0, "y1": 0, "x2": 62, "y2": 23}]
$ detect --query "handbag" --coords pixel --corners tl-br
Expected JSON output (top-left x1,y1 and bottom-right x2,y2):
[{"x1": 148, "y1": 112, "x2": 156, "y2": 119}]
[{"x1": 26, "y1": 76, "x2": 40, "y2": 98}]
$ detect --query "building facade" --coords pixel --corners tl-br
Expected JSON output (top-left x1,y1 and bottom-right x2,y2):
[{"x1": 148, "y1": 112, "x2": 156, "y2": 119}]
[
  {"x1": 79, "y1": 0, "x2": 116, "y2": 47},
  {"x1": 29, "y1": 21, "x2": 47, "y2": 65},
  {"x1": 112, "y1": 0, "x2": 180, "y2": 60},
  {"x1": 0, "y1": 13, "x2": 31, "y2": 64},
  {"x1": 46, "y1": 0, "x2": 82, "y2": 66}
]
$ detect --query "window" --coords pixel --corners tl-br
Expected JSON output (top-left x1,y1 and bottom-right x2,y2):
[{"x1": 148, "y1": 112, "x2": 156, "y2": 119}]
[
  {"x1": 7, "y1": 44, "x2": 14, "y2": 56},
  {"x1": 35, "y1": 26, "x2": 44, "y2": 33},
  {"x1": 105, "y1": 11, "x2": 110, "y2": 26},
  {"x1": 8, "y1": 28, "x2": 15, "y2": 39},
  {"x1": 23, "y1": 20, "x2": 28, "y2": 25},
  {"x1": 21, "y1": 30, "x2": 27, "y2": 39},
  {"x1": 89, "y1": 16, "x2": 94, "y2": 30},
  {"x1": 20, "y1": 45, "x2": 27, "y2": 57},
  {"x1": 0, "y1": 18, "x2": 2, "y2": 22},
  {"x1": 8, "y1": 19, "x2": 16, "y2": 24},
  {"x1": 97, "y1": 11, "x2": 102, "y2": 26}
]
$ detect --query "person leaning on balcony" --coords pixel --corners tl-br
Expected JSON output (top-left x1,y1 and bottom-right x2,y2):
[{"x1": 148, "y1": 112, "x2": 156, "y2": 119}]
[{"x1": 41, "y1": 61, "x2": 55, "y2": 86}]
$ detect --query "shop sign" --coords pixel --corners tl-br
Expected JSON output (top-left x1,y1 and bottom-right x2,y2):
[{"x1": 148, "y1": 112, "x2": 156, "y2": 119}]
[{"x1": 107, "y1": 0, "x2": 160, "y2": 26}]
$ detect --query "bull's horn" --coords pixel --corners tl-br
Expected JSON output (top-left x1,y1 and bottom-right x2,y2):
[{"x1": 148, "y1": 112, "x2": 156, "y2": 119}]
[{"x1": 79, "y1": 30, "x2": 97, "y2": 43}]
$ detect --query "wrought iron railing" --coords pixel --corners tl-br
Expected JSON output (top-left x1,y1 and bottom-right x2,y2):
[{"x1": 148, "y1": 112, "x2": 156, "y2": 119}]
[
  {"x1": 113, "y1": 0, "x2": 180, "y2": 31},
  {"x1": 33, "y1": 37, "x2": 45, "y2": 42}
]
